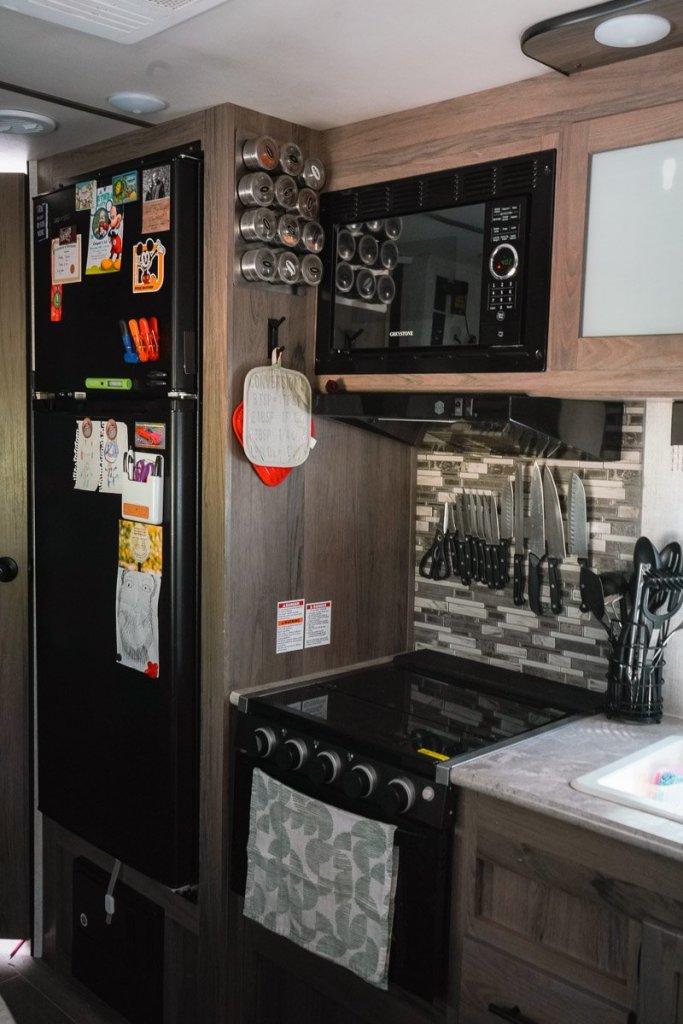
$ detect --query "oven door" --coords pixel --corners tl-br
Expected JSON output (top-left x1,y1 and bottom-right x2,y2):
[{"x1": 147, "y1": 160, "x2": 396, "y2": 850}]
[{"x1": 230, "y1": 743, "x2": 451, "y2": 1004}]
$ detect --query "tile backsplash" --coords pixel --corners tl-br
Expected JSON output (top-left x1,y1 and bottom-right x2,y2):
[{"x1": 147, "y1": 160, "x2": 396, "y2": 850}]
[{"x1": 414, "y1": 404, "x2": 644, "y2": 691}]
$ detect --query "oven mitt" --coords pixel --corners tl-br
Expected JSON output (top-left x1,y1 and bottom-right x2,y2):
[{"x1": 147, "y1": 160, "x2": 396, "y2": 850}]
[{"x1": 242, "y1": 354, "x2": 313, "y2": 469}]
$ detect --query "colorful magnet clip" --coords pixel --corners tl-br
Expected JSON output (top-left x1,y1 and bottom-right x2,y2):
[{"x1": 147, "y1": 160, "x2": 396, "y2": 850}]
[
  {"x1": 138, "y1": 317, "x2": 159, "y2": 363},
  {"x1": 128, "y1": 318, "x2": 149, "y2": 362},
  {"x1": 119, "y1": 320, "x2": 139, "y2": 363}
]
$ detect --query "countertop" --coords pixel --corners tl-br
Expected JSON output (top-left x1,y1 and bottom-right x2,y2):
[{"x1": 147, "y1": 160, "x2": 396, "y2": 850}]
[{"x1": 451, "y1": 713, "x2": 683, "y2": 862}]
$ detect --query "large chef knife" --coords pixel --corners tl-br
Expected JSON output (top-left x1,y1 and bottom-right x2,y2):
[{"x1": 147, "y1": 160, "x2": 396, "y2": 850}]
[
  {"x1": 543, "y1": 467, "x2": 566, "y2": 616},
  {"x1": 453, "y1": 497, "x2": 471, "y2": 586},
  {"x1": 568, "y1": 472, "x2": 590, "y2": 613},
  {"x1": 513, "y1": 464, "x2": 526, "y2": 606},
  {"x1": 500, "y1": 479, "x2": 514, "y2": 585},
  {"x1": 528, "y1": 463, "x2": 546, "y2": 616}
]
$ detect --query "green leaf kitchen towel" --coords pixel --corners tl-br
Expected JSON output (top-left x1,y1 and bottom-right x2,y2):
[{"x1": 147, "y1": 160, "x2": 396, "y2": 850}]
[{"x1": 243, "y1": 768, "x2": 399, "y2": 988}]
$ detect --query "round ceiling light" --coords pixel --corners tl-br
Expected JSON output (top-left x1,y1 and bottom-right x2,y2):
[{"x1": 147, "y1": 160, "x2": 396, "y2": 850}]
[
  {"x1": 594, "y1": 13, "x2": 671, "y2": 48},
  {"x1": 107, "y1": 92, "x2": 168, "y2": 115},
  {"x1": 0, "y1": 110, "x2": 57, "y2": 135}
]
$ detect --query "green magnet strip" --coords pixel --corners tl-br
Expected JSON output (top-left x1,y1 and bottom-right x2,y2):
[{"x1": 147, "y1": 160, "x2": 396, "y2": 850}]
[{"x1": 85, "y1": 378, "x2": 133, "y2": 391}]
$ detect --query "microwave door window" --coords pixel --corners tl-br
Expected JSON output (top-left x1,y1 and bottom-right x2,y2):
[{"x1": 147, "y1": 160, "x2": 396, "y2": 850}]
[{"x1": 332, "y1": 205, "x2": 485, "y2": 354}]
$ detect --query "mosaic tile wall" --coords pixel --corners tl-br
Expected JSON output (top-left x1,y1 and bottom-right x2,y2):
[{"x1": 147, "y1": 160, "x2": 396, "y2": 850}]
[{"x1": 414, "y1": 404, "x2": 645, "y2": 691}]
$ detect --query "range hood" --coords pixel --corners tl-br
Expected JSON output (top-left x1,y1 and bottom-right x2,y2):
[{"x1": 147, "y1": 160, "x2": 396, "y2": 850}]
[{"x1": 312, "y1": 393, "x2": 624, "y2": 460}]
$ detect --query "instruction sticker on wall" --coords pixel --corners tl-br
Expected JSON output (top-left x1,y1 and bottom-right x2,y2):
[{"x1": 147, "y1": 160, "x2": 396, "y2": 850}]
[
  {"x1": 304, "y1": 601, "x2": 332, "y2": 648},
  {"x1": 276, "y1": 599, "x2": 305, "y2": 654}
]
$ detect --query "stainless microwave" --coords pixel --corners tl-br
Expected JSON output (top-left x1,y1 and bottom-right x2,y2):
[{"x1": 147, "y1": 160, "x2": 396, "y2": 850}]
[{"x1": 315, "y1": 150, "x2": 556, "y2": 376}]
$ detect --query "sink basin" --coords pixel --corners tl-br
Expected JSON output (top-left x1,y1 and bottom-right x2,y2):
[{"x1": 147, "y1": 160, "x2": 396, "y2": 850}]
[{"x1": 571, "y1": 735, "x2": 683, "y2": 824}]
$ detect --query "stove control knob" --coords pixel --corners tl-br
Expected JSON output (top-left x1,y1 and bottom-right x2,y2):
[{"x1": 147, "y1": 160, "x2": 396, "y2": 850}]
[
  {"x1": 341, "y1": 764, "x2": 377, "y2": 799},
  {"x1": 251, "y1": 726, "x2": 277, "y2": 758},
  {"x1": 380, "y1": 777, "x2": 416, "y2": 815},
  {"x1": 274, "y1": 737, "x2": 310, "y2": 771},
  {"x1": 308, "y1": 750, "x2": 342, "y2": 785}
]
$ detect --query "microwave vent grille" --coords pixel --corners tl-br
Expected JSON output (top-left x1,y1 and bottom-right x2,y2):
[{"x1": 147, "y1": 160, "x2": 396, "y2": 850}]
[
  {"x1": 355, "y1": 185, "x2": 391, "y2": 220},
  {"x1": 461, "y1": 166, "x2": 496, "y2": 202},
  {"x1": 421, "y1": 173, "x2": 459, "y2": 210},
  {"x1": 388, "y1": 178, "x2": 423, "y2": 213},
  {"x1": 499, "y1": 159, "x2": 538, "y2": 194}
]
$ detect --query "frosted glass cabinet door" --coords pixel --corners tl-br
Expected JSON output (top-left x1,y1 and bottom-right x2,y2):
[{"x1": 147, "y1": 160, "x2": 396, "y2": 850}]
[{"x1": 582, "y1": 137, "x2": 683, "y2": 336}]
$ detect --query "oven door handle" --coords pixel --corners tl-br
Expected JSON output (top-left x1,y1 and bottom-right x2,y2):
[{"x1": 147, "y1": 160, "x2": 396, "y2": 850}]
[{"x1": 488, "y1": 1004, "x2": 539, "y2": 1024}]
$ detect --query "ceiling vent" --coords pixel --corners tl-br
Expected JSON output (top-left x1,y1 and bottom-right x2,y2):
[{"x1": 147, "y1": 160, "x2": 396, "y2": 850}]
[{"x1": 0, "y1": 0, "x2": 232, "y2": 43}]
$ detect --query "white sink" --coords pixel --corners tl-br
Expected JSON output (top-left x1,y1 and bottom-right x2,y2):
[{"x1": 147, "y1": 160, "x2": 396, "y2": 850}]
[{"x1": 571, "y1": 735, "x2": 683, "y2": 824}]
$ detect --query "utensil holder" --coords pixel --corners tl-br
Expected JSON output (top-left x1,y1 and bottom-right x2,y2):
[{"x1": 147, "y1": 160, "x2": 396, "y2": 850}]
[{"x1": 606, "y1": 643, "x2": 664, "y2": 724}]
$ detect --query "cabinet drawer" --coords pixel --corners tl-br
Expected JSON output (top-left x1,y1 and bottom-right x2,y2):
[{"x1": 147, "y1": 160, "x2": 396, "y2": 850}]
[{"x1": 458, "y1": 937, "x2": 633, "y2": 1024}]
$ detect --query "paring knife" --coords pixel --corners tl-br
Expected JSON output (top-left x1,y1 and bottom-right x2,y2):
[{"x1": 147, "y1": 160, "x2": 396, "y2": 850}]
[
  {"x1": 482, "y1": 496, "x2": 496, "y2": 589},
  {"x1": 465, "y1": 492, "x2": 480, "y2": 582},
  {"x1": 568, "y1": 472, "x2": 590, "y2": 613},
  {"x1": 474, "y1": 494, "x2": 488, "y2": 584},
  {"x1": 500, "y1": 479, "x2": 514, "y2": 585},
  {"x1": 513, "y1": 465, "x2": 526, "y2": 606},
  {"x1": 543, "y1": 467, "x2": 566, "y2": 616},
  {"x1": 528, "y1": 463, "x2": 546, "y2": 616}
]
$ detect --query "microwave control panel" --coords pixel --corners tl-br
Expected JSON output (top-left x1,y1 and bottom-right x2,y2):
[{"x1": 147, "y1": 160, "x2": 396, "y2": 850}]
[{"x1": 480, "y1": 197, "x2": 526, "y2": 349}]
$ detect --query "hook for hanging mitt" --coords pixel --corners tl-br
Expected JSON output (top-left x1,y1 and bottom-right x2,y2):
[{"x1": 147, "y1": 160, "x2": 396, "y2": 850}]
[{"x1": 267, "y1": 317, "x2": 286, "y2": 359}]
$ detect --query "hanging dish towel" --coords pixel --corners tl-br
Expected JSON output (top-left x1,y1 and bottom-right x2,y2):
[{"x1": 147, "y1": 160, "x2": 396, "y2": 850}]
[{"x1": 243, "y1": 768, "x2": 399, "y2": 989}]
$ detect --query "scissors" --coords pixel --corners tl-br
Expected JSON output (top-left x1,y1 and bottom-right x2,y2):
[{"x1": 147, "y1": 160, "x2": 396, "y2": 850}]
[{"x1": 419, "y1": 503, "x2": 450, "y2": 580}]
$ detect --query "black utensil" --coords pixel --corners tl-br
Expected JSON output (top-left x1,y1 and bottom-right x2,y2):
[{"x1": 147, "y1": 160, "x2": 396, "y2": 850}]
[{"x1": 581, "y1": 568, "x2": 613, "y2": 639}]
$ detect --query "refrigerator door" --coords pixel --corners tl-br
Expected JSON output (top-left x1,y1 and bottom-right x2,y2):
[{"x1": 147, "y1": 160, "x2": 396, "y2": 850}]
[
  {"x1": 34, "y1": 396, "x2": 198, "y2": 886},
  {"x1": 33, "y1": 148, "x2": 201, "y2": 397}
]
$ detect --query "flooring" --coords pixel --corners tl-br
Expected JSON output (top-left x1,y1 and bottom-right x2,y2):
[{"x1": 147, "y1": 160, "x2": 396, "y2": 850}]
[{"x1": 0, "y1": 946, "x2": 129, "y2": 1024}]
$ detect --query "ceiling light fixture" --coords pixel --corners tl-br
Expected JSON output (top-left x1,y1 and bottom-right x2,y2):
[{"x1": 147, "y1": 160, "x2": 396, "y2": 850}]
[
  {"x1": 521, "y1": 0, "x2": 682, "y2": 75},
  {"x1": 0, "y1": 109, "x2": 57, "y2": 135},
  {"x1": 107, "y1": 92, "x2": 168, "y2": 115},
  {"x1": 594, "y1": 12, "x2": 671, "y2": 46}
]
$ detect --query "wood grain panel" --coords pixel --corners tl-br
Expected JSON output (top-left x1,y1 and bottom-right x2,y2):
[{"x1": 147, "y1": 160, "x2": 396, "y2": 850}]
[
  {"x1": 638, "y1": 920, "x2": 683, "y2": 1024},
  {"x1": 321, "y1": 47, "x2": 683, "y2": 191},
  {"x1": 459, "y1": 936, "x2": 633, "y2": 1024},
  {"x1": 0, "y1": 172, "x2": 30, "y2": 939}
]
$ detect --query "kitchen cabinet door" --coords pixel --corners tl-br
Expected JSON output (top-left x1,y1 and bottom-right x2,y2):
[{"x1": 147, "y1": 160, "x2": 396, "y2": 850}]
[
  {"x1": 550, "y1": 98, "x2": 683, "y2": 396},
  {"x1": 638, "y1": 920, "x2": 683, "y2": 1024}
]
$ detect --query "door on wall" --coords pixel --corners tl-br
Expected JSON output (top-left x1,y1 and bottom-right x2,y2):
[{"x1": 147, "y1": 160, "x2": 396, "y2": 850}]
[{"x1": 0, "y1": 172, "x2": 31, "y2": 938}]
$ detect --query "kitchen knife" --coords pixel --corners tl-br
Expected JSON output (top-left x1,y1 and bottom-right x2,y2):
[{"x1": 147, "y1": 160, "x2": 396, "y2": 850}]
[
  {"x1": 482, "y1": 496, "x2": 495, "y2": 589},
  {"x1": 500, "y1": 479, "x2": 514, "y2": 585},
  {"x1": 543, "y1": 467, "x2": 566, "y2": 616},
  {"x1": 465, "y1": 492, "x2": 480, "y2": 582},
  {"x1": 513, "y1": 464, "x2": 526, "y2": 606},
  {"x1": 528, "y1": 463, "x2": 546, "y2": 616},
  {"x1": 453, "y1": 497, "x2": 471, "y2": 585},
  {"x1": 568, "y1": 472, "x2": 590, "y2": 613},
  {"x1": 475, "y1": 494, "x2": 489, "y2": 585},
  {"x1": 488, "y1": 494, "x2": 502, "y2": 590}
]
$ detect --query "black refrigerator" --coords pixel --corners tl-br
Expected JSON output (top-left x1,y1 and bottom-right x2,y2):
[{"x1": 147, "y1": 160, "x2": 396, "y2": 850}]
[{"x1": 32, "y1": 145, "x2": 202, "y2": 887}]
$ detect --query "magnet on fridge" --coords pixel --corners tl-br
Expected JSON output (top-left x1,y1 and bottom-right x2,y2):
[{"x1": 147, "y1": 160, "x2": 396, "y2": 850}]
[
  {"x1": 119, "y1": 319, "x2": 139, "y2": 363},
  {"x1": 121, "y1": 450, "x2": 164, "y2": 524},
  {"x1": 51, "y1": 284, "x2": 63, "y2": 322}
]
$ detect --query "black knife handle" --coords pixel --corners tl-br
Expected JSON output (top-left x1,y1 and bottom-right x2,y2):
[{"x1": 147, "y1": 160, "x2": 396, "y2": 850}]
[
  {"x1": 578, "y1": 558, "x2": 590, "y2": 613},
  {"x1": 468, "y1": 536, "x2": 479, "y2": 581},
  {"x1": 513, "y1": 552, "x2": 525, "y2": 606},
  {"x1": 489, "y1": 545, "x2": 501, "y2": 590},
  {"x1": 483, "y1": 543, "x2": 493, "y2": 588},
  {"x1": 528, "y1": 552, "x2": 545, "y2": 616},
  {"x1": 476, "y1": 538, "x2": 487, "y2": 583},
  {"x1": 499, "y1": 539, "x2": 510, "y2": 585},
  {"x1": 457, "y1": 539, "x2": 470, "y2": 585},
  {"x1": 548, "y1": 556, "x2": 563, "y2": 616}
]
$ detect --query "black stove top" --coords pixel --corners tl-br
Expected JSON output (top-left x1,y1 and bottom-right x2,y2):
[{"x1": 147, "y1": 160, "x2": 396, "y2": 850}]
[{"x1": 238, "y1": 648, "x2": 602, "y2": 779}]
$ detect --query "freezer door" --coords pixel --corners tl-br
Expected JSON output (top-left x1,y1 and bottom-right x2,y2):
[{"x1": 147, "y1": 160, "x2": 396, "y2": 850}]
[
  {"x1": 33, "y1": 148, "x2": 201, "y2": 396},
  {"x1": 33, "y1": 397, "x2": 198, "y2": 886}
]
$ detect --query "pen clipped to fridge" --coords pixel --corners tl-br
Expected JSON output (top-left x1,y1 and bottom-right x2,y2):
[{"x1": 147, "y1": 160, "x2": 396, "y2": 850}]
[{"x1": 32, "y1": 146, "x2": 202, "y2": 887}]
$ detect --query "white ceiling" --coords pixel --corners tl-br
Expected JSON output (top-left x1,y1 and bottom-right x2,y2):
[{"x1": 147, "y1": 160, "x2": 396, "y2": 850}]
[{"x1": 0, "y1": 0, "x2": 614, "y2": 171}]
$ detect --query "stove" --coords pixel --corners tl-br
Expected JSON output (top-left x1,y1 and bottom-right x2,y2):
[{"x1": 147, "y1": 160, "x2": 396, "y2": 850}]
[
  {"x1": 233, "y1": 648, "x2": 602, "y2": 830},
  {"x1": 231, "y1": 649, "x2": 602, "y2": 1004}
]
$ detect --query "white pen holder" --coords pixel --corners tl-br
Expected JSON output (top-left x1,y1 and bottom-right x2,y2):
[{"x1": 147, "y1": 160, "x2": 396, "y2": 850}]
[{"x1": 121, "y1": 451, "x2": 164, "y2": 525}]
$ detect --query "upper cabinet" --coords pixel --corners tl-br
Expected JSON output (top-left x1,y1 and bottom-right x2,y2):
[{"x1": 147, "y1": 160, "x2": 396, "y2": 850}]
[{"x1": 549, "y1": 99, "x2": 683, "y2": 394}]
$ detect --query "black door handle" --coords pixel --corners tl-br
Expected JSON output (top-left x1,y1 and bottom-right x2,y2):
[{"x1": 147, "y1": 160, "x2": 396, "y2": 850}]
[
  {"x1": 488, "y1": 1004, "x2": 539, "y2": 1024},
  {"x1": 0, "y1": 557, "x2": 19, "y2": 583}
]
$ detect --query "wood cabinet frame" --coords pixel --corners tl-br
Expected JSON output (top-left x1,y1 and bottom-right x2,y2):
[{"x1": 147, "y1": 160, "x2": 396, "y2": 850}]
[{"x1": 551, "y1": 99, "x2": 683, "y2": 388}]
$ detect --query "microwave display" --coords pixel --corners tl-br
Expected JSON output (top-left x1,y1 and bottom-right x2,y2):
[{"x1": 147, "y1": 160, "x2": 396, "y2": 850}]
[{"x1": 315, "y1": 150, "x2": 555, "y2": 376}]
